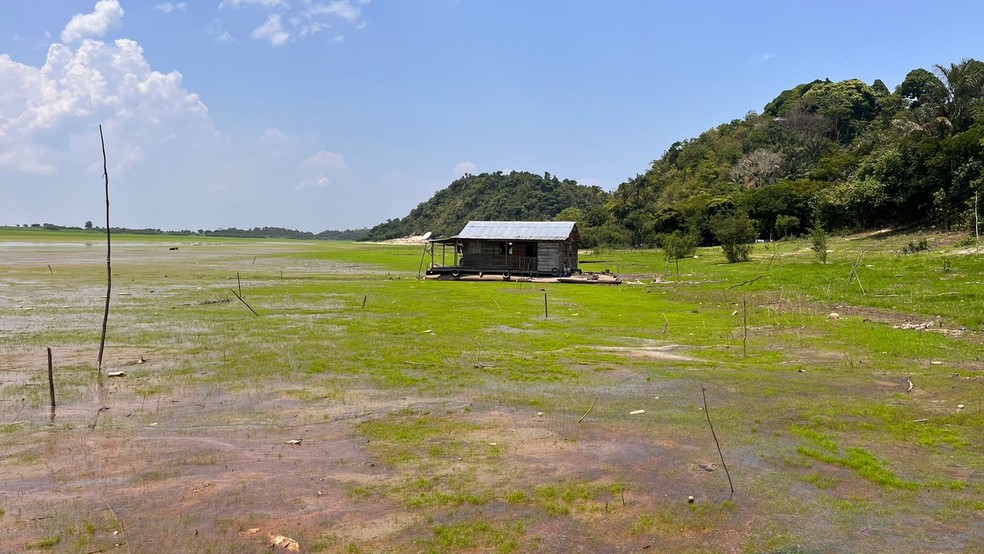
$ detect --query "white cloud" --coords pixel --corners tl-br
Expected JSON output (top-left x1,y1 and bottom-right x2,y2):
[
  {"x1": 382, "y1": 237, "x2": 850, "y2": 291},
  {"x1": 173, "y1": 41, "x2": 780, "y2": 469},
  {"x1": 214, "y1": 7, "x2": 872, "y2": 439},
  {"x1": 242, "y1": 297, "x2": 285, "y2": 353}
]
[
  {"x1": 295, "y1": 175, "x2": 332, "y2": 191},
  {"x1": 302, "y1": 150, "x2": 348, "y2": 170},
  {"x1": 218, "y1": 0, "x2": 369, "y2": 46},
  {"x1": 452, "y1": 161, "x2": 477, "y2": 178},
  {"x1": 0, "y1": 35, "x2": 211, "y2": 177},
  {"x1": 252, "y1": 14, "x2": 290, "y2": 46},
  {"x1": 305, "y1": 1, "x2": 361, "y2": 22},
  {"x1": 220, "y1": 0, "x2": 284, "y2": 8},
  {"x1": 154, "y1": 3, "x2": 188, "y2": 14},
  {"x1": 61, "y1": 0, "x2": 124, "y2": 43}
]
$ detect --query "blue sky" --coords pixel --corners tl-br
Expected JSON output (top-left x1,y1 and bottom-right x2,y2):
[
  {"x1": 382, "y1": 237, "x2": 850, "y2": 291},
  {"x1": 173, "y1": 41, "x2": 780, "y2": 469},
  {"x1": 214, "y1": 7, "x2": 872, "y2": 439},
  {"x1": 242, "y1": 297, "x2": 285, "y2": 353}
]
[{"x1": 1, "y1": 1, "x2": 981, "y2": 232}]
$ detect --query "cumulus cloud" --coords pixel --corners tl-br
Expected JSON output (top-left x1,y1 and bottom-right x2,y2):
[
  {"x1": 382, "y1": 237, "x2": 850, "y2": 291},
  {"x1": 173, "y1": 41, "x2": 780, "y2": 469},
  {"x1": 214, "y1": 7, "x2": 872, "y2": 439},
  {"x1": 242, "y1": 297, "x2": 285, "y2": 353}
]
[
  {"x1": 252, "y1": 14, "x2": 290, "y2": 46},
  {"x1": 0, "y1": 31, "x2": 212, "y2": 178},
  {"x1": 154, "y1": 3, "x2": 188, "y2": 13},
  {"x1": 61, "y1": 0, "x2": 124, "y2": 43},
  {"x1": 452, "y1": 161, "x2": 477, "y2": 178},
  {"x1": 302, "y1": 150, "x2": 348, "y2": 170}
]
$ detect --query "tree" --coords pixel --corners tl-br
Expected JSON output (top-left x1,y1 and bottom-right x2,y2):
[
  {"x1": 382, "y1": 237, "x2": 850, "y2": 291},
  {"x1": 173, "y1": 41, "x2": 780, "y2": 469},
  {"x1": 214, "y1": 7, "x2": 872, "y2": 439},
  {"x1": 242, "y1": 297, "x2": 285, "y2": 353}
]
[
  {"x1": 775, "y1": 215, "x2": 800, "y2": 238},
  {"x1": 933, "y1": 59, "x2": 984, "y2": 136},
  {"x1": 661, "y1": 231, "x2": 698, "y2": 277},
  {"x1": 711, "y1": 213, "x2": 757, "y2": 263},
  {"x1": 85, "y1": 220, "x2": 93, "y2": 230},
  {"x1": 731, "y1": 149, "x2": 785, "y2": 188},
  {"x1": 810, "y1": 227, "x2": 829, "y2": 264},
  {"x1": 895, "y1": 68, "x2": 947, "y2": 109}
]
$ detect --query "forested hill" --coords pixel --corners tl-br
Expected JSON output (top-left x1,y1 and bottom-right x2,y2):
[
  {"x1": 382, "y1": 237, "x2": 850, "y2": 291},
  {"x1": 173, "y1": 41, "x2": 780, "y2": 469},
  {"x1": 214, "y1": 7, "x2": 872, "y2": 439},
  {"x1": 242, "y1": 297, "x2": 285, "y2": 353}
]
[
  {"x1": 363, "y1": 171, "x2": 608, "y2": 240},
  {"x1": 593, "y1": 58, "x2": 984, "y2": 247}
]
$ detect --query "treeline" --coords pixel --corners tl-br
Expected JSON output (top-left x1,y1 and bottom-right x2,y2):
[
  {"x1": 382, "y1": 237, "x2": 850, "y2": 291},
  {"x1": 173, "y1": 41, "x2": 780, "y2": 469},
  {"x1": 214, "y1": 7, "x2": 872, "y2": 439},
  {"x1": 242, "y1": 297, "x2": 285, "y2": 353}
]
[
  {"x1": 362, "y1": 171, "x2": 608, "y2": 241},
  {"x1": 594, "y1": 58, "x2": 984, "y2": 247},
  {"x1": 10, "y1": 223, "x2": 370, "y2": 241}
]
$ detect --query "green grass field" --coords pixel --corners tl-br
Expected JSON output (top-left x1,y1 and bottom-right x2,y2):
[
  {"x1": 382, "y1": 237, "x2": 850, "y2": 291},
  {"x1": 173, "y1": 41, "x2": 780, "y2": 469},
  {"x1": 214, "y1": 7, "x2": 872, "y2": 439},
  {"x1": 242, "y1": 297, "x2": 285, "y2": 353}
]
[{"x1": 1, "y1": 228, "x2": 982, "y2": 552}]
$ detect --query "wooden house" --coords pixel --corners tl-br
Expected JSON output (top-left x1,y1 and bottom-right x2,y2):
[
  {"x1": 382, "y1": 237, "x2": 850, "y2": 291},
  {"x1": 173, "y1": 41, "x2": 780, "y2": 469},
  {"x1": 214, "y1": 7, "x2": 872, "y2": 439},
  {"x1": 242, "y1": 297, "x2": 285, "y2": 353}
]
[{"x1": 427, "y1": 221, "x2": 580, "y2": 278}]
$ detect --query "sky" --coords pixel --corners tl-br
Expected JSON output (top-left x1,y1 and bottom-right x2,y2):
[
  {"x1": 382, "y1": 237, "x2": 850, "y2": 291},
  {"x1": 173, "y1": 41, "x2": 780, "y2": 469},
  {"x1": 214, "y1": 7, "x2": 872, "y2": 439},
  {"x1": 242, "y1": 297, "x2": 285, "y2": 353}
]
[{"x1": 0, "y1": 1, "x2": 982, "y2": 233}]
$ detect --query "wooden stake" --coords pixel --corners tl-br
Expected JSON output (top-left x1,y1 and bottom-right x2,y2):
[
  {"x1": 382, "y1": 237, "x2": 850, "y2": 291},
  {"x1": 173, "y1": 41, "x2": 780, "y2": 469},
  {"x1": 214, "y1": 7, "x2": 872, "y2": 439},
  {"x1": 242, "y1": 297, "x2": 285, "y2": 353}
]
[
  {"x1": 237, "y1": 272, "x2": 242, "y2": 299},
  {"x1": 47, "y1": 264, "x2": 53, "y2": 274},
  {"x1": 47, "y1": 347, "x2": 55, "y2": 409},
  {"x1": 96, "y1": 125, "x2": 112, "y2": 376},
  {"x1": 230, "y1": 288, "x2": 259, "y2": 316},
  {"x1": 976, "y1": 191, "x2": 980, "y2": 255},
  {"x1": 701, "y1": 385, "x2": 735, "y2": 498},
  {"x1": 362, "y1": 294, "x2": 367, "y2": 309},
  {"x1": 543, "y1": 292, "x2": 548, "y2": 319},
  {"x1": 742, "y1": 298, "x2": 748, "y2": 358}
]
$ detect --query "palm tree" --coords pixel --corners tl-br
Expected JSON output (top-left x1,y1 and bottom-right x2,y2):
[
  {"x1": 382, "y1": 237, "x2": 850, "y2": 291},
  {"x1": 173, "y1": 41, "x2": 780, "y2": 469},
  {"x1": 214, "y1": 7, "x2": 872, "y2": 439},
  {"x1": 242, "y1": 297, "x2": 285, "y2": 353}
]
[{"x1": 933, "y1": 59, "x2": 984, "y2": 136}]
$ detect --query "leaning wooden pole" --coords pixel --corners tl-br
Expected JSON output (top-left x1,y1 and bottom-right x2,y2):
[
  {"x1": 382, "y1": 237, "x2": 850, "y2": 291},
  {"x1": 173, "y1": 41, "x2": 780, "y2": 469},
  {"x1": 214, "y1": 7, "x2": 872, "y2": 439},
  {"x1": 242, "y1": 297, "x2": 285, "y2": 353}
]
[
  {"x1": 96, "y1": 125, "x2": 112, "y2": 375},
  {"x1": 47, "y1": 347, "x2": 56, "y2": 409},
  {"x1": 701, "y1": 384, "x2": 735, "y2": 498}
]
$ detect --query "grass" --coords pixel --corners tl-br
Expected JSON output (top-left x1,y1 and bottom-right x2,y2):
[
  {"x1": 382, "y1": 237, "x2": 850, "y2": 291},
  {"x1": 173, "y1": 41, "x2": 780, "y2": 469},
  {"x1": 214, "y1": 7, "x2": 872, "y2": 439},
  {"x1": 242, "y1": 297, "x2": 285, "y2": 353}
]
[{"x1": 2, "y1": 229, "x2": 984, "y2": 552}]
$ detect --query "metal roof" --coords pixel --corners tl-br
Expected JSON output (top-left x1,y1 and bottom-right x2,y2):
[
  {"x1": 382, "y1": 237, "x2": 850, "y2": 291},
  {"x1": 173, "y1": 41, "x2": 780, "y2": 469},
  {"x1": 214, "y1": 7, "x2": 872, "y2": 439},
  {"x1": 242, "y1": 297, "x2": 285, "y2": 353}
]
[{"x1": 453, "y1": 221, "x2": 577, "y2": 241}]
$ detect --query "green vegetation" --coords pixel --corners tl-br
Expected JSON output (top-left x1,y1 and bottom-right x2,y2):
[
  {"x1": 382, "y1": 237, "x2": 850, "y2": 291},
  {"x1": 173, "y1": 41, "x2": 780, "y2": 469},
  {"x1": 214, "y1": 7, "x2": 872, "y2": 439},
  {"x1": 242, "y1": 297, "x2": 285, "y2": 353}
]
[
  {"x1": 2, "y1": 231, "x2": 984, "y2": 552},
  {"x1": 363, "y1": 170, "x2": 608, "y2": 241},
  {"x1": 599, "y1": 58, "x2": 984, "y2": 247}
]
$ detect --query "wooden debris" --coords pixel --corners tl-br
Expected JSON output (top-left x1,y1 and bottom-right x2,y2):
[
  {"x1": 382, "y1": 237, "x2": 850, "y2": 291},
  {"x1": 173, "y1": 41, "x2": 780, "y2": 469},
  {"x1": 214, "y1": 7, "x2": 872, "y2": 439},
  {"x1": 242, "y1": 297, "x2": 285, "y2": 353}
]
[
  {"x1": 285, "y1": 439, "x2": 302, "y2": 445},
  {"x1": 629, "y1": 409, "x2": 646, "y2": 415},
  {"x1": 578, "y1": 398, "x2": 599, "y2": 423},
  {"x1": 106, "y1": 371, "x2": 126, "y2": 378},
  {"x1": 268, "y1": 534, "x2": 300, "y2": 551}
]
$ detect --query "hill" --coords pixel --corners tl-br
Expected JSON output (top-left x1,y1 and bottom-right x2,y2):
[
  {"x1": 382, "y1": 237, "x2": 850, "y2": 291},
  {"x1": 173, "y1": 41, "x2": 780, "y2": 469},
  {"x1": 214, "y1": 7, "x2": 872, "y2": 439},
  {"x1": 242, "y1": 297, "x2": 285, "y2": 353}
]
[
  {"x1": 596, "y1": 58, "x2": 984, "y2": 247},
  {"x1": 362, "y1": 171, "x2": 608, "y2": 241}
]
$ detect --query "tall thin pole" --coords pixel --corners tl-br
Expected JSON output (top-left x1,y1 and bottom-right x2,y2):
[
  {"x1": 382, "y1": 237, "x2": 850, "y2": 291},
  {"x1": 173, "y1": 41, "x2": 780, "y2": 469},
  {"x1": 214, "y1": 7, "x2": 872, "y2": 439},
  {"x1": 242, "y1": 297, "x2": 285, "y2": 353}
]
[
  {"x1": 975, "y1": 191, "x2": 979, "y2": 255},
  {"x1": 96, "y1": 125, "x2": 112, "y2": 375},
  {"x1": 47, "y1": 347, "x2": 55, "y2": 409}
]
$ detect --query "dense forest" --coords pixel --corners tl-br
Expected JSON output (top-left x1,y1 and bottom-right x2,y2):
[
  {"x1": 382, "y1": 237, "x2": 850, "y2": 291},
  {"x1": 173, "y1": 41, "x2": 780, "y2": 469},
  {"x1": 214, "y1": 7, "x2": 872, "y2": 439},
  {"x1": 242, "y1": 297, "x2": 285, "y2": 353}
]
[
  {"x1": 362, "y1": 170, "x2": 608, "y2": 241},
  {"x1": 595, "y1": 58, "x2": 984, "y2": 247}
]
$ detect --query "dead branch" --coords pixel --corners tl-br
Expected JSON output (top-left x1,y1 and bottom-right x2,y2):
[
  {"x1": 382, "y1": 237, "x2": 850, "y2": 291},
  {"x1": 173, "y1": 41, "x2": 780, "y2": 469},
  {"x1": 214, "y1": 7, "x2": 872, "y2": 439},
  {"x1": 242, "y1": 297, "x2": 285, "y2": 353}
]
[
  {"x1": 97, "y1": 125, "x2": 112, "y2": 375},
  {"x1": 764, "y1": 251, "x2": 779, "y2": 270},
  {"x1": 436, "y1": 348, "x2": 454, "y2": 366},
  {"x1": 230, "y1": 288, "x2": 259, "y2": 316},
  {"x1": 578, "y1": 397, "x2": 599, "y2": 423},
  {"x1": 701, "y1": 385, "x2": 734, "y2": 498},
  {"x1": 847, "y1": 250, "x2": 867, "y2": 294},
  {"x1": 89, "y1": 406, "x2": 109, "y2": 430},
  {"x1": 661, "y1": 312, "x2": 669, "y2": 334},
  {"x1": 727, "y1": 275, "x2": 765, "y2": 290}
]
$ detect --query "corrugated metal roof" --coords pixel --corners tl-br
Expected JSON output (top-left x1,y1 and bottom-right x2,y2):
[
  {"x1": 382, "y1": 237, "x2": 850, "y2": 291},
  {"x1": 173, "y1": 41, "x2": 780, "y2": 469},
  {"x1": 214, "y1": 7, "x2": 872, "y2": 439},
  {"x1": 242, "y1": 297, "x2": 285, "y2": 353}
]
[{"x1": 454, "y1": 221, "x2": 577, "y2": 241}]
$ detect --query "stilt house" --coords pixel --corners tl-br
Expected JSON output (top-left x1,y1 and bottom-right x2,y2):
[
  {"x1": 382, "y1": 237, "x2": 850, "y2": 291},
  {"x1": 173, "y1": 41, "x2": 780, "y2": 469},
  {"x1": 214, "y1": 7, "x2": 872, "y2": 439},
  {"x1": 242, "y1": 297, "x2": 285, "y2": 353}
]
[{"x1": 428, "y1": 221, "x2": 580, "y2": 278}]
